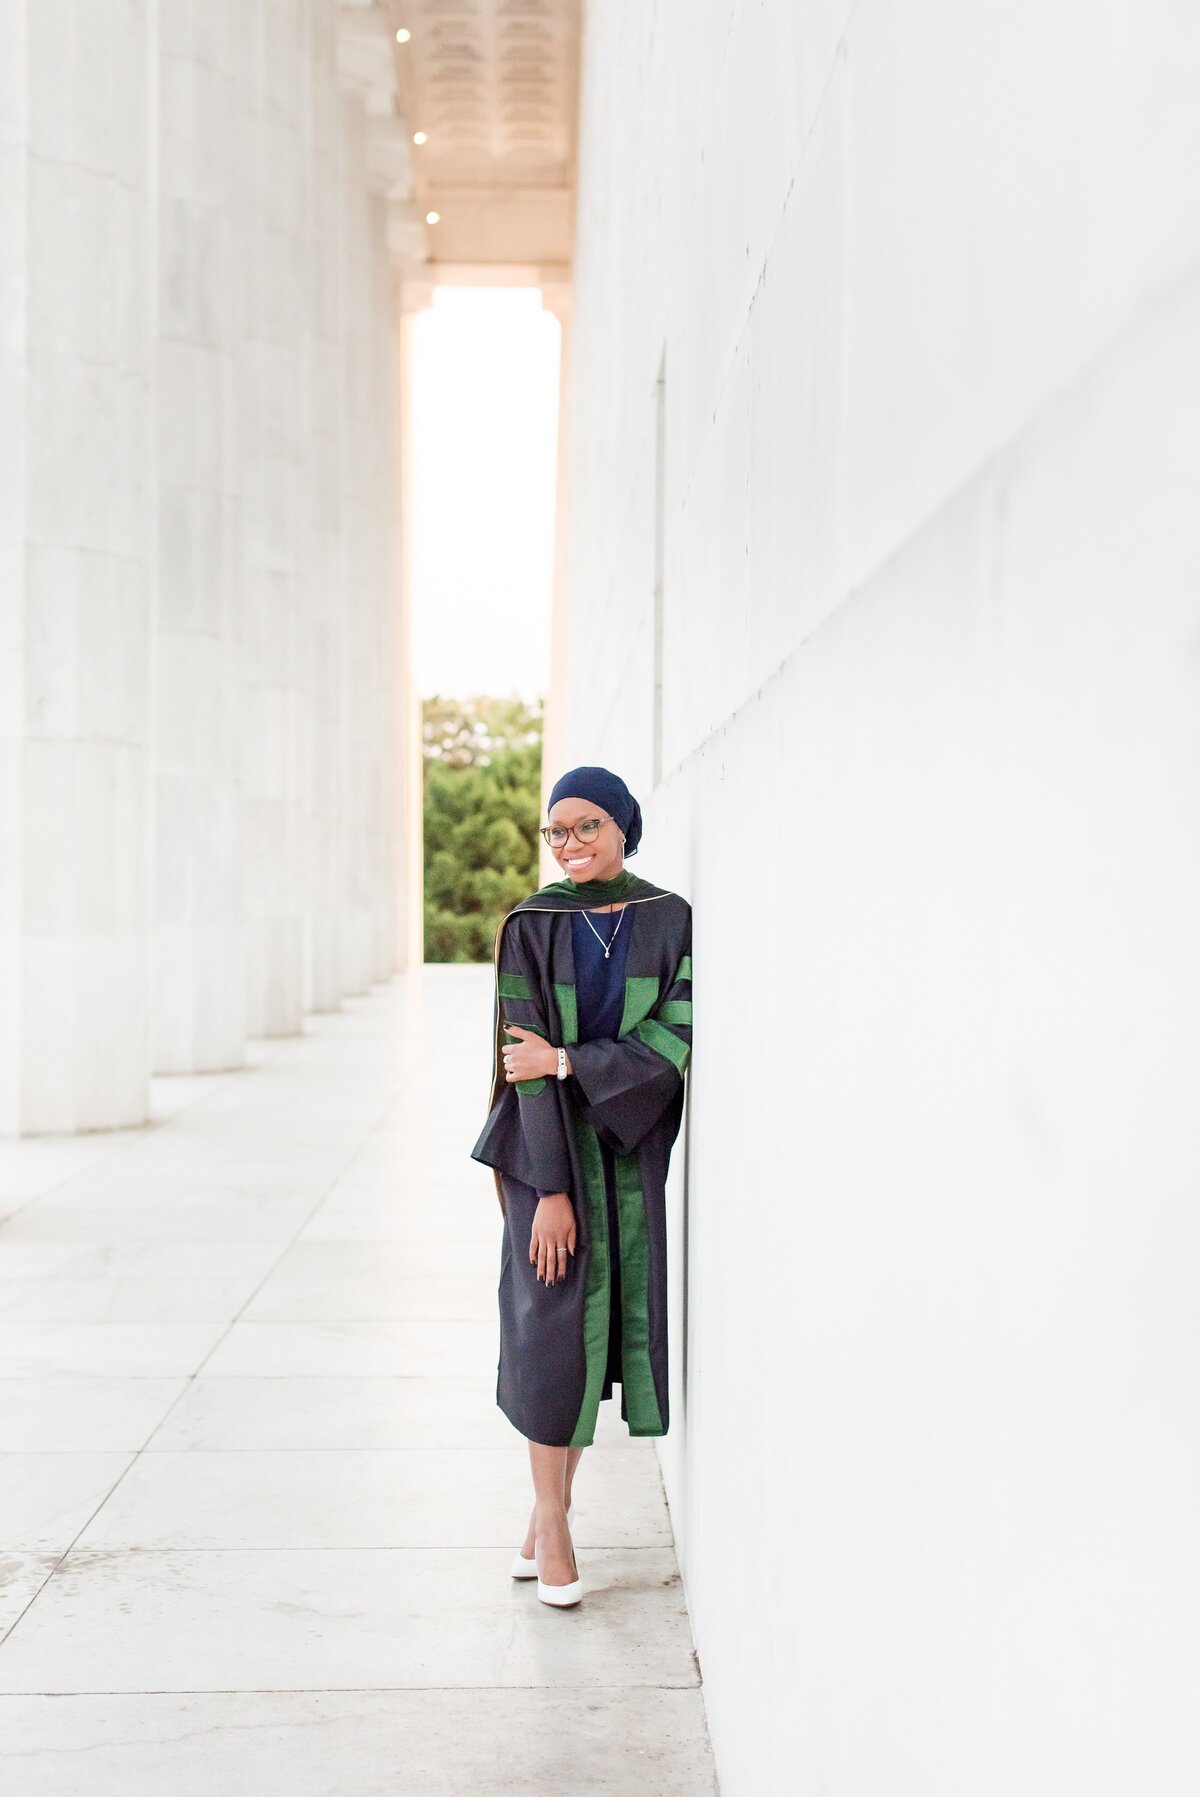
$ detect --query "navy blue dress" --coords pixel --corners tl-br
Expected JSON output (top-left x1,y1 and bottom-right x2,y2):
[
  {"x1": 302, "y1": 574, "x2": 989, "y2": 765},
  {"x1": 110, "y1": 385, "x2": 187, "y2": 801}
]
[
  {"x1": 536, "y1": 905, "x2": 632, "y2": 1173},
  {"x1": 535, "y1": 904, "x2": 633, "y2": 1407}
]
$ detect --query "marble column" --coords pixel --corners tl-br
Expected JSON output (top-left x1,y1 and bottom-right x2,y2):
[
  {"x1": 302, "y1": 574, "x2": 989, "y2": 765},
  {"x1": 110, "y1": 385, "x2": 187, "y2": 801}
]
[
  {"x1": 337, "y1": 104, "x2": 384, "y2": 999},
  {"x1": 240, "y1": 0, "x2": 309, "y2": 1039},
  {"x1": 365, "y1": 196, "x2": 402, "y2": 987},
  {"x1": 0, "y1": 0, "x2": 153, "y2": 1133},
  {"x1": 394, "y1": 279, "x2": 429, "y2": 973},
  {"x1": 540, "y1": 283, "x2": 572, "y2": 885},
  {"x1": 302, "y1": 0, "x2": 344, "y2": 1014},
  {"x1": 151, "y1": 0, "x2": 245, "y2": 1072}
]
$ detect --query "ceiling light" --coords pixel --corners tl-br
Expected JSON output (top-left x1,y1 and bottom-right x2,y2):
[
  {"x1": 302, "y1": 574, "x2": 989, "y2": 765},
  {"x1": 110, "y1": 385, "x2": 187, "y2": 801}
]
[
  {"x1": 395, "y1": 28, "x2": 411, "y2": 44},
  {"x1": 425, "y1": 210, "x2": 440, "y2": 225},
  {"x1": 413, "y1": 130, "x2": 428, "y2": 145}
]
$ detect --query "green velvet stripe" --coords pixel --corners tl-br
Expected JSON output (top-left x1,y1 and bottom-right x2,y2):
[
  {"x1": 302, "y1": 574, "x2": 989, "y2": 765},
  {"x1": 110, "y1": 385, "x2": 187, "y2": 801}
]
[
  {"x1": 553, "y1": 982, "x2": 579, "y2": 1046},
  {"x1": 569, "y1": 1117, "x2": 611, "y2": 1448},
  {"x1": 619, "y1": 976, "x2": 660, "y2": 1037},
  {"x1": 536, "y1": 869, "x2": 646, "y2": 905},
  {"x1": 675, "y1": 955, "x2": 692, "y2": 982},
  {"x1": 613, "y1": 1149, "x2": 664, "y2": 1435},
  {"x1": 632, "y1": 1016, "x2": 691, "y2": 1074},
  {"x1": 498, "y1": 971, "x2": 533, "y2": 1000},
  {"x1": 657, "y1": 999, "x2": 693, "y2": 1024}
]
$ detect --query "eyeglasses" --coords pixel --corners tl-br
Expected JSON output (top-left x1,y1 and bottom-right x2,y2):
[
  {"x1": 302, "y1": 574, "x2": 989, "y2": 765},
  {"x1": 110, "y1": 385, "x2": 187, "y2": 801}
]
[{"x1": 540, "y1": 815, "x2": 607, "y2": 847}]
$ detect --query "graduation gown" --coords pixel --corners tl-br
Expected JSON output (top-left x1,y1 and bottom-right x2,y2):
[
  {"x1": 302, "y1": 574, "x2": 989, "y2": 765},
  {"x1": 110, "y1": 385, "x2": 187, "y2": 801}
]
[{"x1": 470, "y1": 874, "x2": 693, "y2": 1447}]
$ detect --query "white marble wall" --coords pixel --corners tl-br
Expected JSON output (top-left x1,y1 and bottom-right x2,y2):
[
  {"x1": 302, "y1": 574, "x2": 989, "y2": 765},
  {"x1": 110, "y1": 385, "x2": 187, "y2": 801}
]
[
  {"x1": 566, "y1": 4, "x2": 1200, "y2": 1793},
  {"x1": 1, "y1": 0, "x2": 411, "y2": 1130}
]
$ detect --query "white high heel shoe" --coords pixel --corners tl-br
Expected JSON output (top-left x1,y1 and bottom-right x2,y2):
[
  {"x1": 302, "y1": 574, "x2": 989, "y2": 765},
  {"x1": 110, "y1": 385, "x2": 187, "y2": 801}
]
[
  {"x1": 537, "y1": 1559, "x2": 583, "y2": 1608},
  {"x1": 510, "y1": 1505, "x2": 574, "y2": 1581}
]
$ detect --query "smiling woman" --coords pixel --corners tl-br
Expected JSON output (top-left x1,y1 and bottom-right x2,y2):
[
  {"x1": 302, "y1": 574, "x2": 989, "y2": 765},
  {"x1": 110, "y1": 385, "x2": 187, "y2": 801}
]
[{"x1": 471, "y1": 765, "x2": 693, "y2": 1609}]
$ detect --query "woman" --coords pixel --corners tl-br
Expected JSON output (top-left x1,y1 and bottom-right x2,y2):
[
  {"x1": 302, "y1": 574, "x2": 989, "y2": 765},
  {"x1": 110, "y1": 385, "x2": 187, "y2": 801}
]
[{"x1": 471, "y1": 765, "x2": 693, "y2": 1608}]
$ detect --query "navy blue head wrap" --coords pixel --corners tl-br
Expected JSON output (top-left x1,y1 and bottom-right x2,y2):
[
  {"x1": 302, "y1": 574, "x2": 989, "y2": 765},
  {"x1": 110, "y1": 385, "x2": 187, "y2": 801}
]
[{"x1": 547, "y1": 764, "x2": 643, "y2": 858}]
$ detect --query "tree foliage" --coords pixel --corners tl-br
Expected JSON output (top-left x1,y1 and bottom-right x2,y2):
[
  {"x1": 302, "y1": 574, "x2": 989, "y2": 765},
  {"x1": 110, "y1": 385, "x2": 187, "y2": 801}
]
[
  {"x1": 423, "y1": 694, "x2": 544, "y2": 963},
  {"x1": 422, "y1": 693, "x2": 542, "y2": 769}
]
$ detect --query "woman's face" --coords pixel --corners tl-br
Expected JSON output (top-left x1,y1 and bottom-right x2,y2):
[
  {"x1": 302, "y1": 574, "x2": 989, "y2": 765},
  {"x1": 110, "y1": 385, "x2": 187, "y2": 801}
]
[{"x1": 546, "y1": 797, "x2": 625, "y2": 883}]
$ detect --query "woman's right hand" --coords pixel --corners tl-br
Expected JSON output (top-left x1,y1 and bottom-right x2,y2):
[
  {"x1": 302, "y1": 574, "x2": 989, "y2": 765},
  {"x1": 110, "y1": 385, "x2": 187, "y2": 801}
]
[{"x1": 530, "y1": 1193, "x2": 576, "y2": 1284}]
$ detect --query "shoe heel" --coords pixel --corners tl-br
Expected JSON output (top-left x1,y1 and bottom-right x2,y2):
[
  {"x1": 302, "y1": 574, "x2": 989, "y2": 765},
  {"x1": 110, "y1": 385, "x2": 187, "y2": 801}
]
[
  {"x1": 537, "y1": 1573, "x2": 583, "y2": 1608},
  {"x1": 510, "y1": 1502, "x2": 574, "y2": 1588},
  {"x1": 512, "y1": 1505, "x2": 574, "y2": 1581}
]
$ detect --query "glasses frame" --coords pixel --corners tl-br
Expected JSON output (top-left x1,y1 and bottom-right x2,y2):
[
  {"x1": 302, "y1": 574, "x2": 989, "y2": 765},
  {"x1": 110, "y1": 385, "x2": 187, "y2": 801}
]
[{"x1": 539, "y1": 814, "x2": 610, "y2": 848}]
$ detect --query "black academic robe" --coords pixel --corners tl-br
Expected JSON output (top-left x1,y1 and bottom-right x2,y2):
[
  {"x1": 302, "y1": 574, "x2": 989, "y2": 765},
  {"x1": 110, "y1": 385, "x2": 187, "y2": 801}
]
[{"x1": 470, "y1": 875, "x2": 693, "y2": 1447}]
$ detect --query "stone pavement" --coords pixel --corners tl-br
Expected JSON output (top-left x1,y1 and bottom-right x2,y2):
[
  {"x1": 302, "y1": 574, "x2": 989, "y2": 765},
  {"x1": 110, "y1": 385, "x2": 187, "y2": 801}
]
[{"x1": 0, "y1": 967, "x2": 717, "y2": 1794}]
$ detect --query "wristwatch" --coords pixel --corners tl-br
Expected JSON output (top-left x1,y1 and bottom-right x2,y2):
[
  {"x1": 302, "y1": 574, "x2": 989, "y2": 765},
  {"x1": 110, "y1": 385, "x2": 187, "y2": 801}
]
[{"x1": 556, "y1": 1047, "x2": 569, "y2": 1080}]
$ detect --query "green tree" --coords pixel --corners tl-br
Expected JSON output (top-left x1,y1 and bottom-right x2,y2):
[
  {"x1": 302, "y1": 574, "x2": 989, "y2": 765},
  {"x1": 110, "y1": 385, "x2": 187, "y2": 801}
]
[{"x1": 423, "y1": 694, "x2": 544, "y2": 963}]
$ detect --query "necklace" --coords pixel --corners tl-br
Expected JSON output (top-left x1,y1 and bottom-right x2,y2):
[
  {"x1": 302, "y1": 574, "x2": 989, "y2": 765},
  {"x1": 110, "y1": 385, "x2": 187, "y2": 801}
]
[{"x1": 580, "y1": 903, "x2": 627, "y2": 959}]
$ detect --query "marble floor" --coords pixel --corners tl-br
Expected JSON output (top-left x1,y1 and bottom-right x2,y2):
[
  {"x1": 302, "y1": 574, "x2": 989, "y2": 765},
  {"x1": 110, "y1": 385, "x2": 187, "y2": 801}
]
[{"x1": 0, "y1": 967, "x2": 717, "y2": 1795}]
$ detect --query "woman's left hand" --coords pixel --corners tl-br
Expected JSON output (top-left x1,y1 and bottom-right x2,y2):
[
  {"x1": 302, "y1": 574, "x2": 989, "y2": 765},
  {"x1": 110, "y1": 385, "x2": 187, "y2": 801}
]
[{"x1": 502, "y1": 1026, "x2": 564, "y2": 1082}]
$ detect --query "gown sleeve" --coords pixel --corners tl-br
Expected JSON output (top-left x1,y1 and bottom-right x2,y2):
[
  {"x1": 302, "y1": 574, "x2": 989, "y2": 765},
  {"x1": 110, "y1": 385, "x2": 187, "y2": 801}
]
[
  {"x1": 567, "y1": 940, "x2": 693, "y2": 1156},
  {"x1": 472, "y1": 911, "x2": 574, "y2": 1196}
]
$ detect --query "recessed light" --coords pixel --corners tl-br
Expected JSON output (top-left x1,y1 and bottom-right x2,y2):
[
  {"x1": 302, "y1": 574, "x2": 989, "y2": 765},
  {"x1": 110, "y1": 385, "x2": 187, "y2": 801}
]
[
  {"x1": 413, "y1": 130, "x2": 428, "y2": 145},
  {"x1": 425, "y1": 210, "x2": 440, "y2": 225},
  {"x1": 395, "y1": 28, "x2": 411, "y2": 45}
]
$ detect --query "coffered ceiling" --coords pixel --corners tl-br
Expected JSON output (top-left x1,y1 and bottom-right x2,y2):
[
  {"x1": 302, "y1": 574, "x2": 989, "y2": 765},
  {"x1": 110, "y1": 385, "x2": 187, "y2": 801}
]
[{"x1": 383, "y1": 0, "x2": 581, "y2": 278}]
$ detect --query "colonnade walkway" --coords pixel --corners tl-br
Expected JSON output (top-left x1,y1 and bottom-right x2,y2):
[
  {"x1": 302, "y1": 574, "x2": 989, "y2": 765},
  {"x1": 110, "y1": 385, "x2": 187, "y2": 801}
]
[{"x1": 0, "y1": 968, "x2": 717, "y2": 1794}]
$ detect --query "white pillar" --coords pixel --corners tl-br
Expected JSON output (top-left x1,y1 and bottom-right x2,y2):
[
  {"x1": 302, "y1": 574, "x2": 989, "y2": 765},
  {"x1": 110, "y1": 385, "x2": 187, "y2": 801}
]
[
  {"x1": 240, "y1": 0, "x2": 308, "y2": 1038},
  {"x1": 336, "y1": 102, "x2": 382, "y2": 998},
  {"x1": 0, "y1": 0, "x2": 153, "y2": 1133},
  {"x1": 151, "y1": 0, "x2": 245, "y2": 1072},
  {"x1": 366, "y1": 193, "x2": 401, "y2": 986},
  {"x1": 333, "y1": 0, "x2": 414, "y2": 996},
  {"x1": 395, "y1": 282, "x2": 429, "y2": 973},
  {"x1": 302, "y1": 0, "x2": 344, "y2": 1013},
  {"x1": 540, "y1": 282, "x2": 572, "y2": 885}
]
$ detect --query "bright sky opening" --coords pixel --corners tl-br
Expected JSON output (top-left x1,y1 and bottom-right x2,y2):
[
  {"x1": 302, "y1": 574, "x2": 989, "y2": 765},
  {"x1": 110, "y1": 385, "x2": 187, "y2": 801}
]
[{"x1": 410, "y1": 287, "x2": 561, "y2": 702}]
